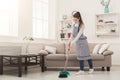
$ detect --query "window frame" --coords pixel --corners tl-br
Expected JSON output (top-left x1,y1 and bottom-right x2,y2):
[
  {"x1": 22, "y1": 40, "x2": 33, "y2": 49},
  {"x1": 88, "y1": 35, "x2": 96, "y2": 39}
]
[
  {"x1": 32, "y1": 0, "x2": 49, "y2": 39},
  {"x1": 0, "y1": 0, "x2": 18, "y2": 37}
]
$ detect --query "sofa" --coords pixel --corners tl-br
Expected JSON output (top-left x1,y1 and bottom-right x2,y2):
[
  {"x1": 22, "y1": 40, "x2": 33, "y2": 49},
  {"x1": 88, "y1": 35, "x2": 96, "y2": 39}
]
[
  {"x1": 43, "y1": 43, "x2": 113, "y2": 71},
  {"x1": 0, "y1": 42, "x2": 113, "y2": 71}
]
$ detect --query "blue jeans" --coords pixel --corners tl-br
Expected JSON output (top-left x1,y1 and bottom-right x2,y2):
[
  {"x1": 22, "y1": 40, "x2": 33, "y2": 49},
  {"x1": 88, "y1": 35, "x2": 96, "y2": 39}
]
[{"x1": 79, "y1": 59, "x2": 93, "y2": 71}]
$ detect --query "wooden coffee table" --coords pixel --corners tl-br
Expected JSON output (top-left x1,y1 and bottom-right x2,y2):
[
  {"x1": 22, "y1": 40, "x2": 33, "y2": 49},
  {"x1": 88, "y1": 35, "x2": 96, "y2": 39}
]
[{"x1": 0, "y1": 54, "x2": 46, "y2": 77}]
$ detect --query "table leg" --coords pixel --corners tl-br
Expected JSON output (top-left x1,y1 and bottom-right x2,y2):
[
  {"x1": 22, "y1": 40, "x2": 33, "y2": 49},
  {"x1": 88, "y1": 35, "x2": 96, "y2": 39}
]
[
  {"x1": 10, "y1": 57, "x2": 12, "y2": 64},
  {"x1": 0, "y1": 56, "x2": 3, "y2": 75},
  {"x1": 36, "y1": 56, "x2": 38, "y2": 64},
  {"x1": 18, "y1": 56, "x2": 22, "y2": 77},
  {"x1": 40, "y1": 55, "x2": 45, "y2": 72},
  {"x1": 25, "y1": 57, "x2": 27, "y2": 72}
]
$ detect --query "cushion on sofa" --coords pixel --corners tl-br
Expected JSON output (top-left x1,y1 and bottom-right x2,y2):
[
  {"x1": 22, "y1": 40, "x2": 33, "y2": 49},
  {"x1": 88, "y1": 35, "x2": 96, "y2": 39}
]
[
  {"x1": 43, "y1": 43, "x2": 65, "y2": 54},
  {"x1": 26, "y1": 43, "x2": 44, "y2": 53},
  {"x1": 91, "y1": 54, "x2": 104, "y2": 60},
  {"x1": 65, "y1": 43, "x2": 97, "y2": 54},
  {"x1": 98, "y1": 43, "x2": 110, "y2": 54},
  {"x1": 46, "y1": 54, "x2": 66, "y2": 60},
  {"x1": 39, "y1": 50, "x2": 48, "y2": 55},
  {"x1": 67, "y1": 54, "x2": 104, "y2": 60},
  {"x1": 65, "y1": 43, "x2": 76, "y2": 54},
  {"x1": 93, "y1": 43, "x2": 103, "y2": 54},
  {"x1": 68, "y1": 54, "x2": 77, "y2": 60},
  {"x1": 88, "y1": 43, "x2": 97, "y2": 53},
  {"x1": 44, "y1": 46, "x2": 56, "y2": 54},
  {"x1": 102, "y1": 50, "x2": 113, "y2": 56},
  {"x1": 0, "y1": 46, "x2": 21, "y2": 55}
]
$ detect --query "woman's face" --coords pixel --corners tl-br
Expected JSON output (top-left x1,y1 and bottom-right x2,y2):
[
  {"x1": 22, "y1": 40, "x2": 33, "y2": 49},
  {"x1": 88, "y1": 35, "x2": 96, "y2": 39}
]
[{"x1": 72, "y1": 17, "x2": 79, "y2": 23}]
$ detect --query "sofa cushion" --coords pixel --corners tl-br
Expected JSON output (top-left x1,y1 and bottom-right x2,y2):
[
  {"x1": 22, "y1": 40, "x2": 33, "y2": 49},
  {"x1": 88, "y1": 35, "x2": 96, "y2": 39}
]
[
  {"x1": 68, "y1": 54, "x2": 77, "y2": 60},
  {"x1": 43, "y1": 43, "x2": 65, "y2": 54},
  {"x1": 102, "y1": 50, "x2": 113, "y2": 56},
  {"x1": 27, "y1": 43, "x2": 44, "y2": 53},
  {"x1": 91, "y1": 54, "x2": 104, "y2": 60},
  {"x1": 93, "y1": 43, "x2": 102, "y2": 54},
  {"x1": 46, "y1": 54, "x2": 65, "y2": 60},
  {"x1": 0, "y1": 46, "x2": 21, "y2": 55},
  {"x1": 44, "y1": 46, "x2": 56, "y2": 54},
  {"x1": 39, "y1": 50, "x2": 48, "y2": 55},
  {"x1": 98, "y1": 43, "x2": 110, "y2": 54},
  {"x1": 66, "y1": 54, "x2": 104, "y2": 60},
  {"x1": 65, "y1": 43, "x2": 97, "y2": 54},
  {"x1": 88, "y1": 43, "x2": 97, "y2": 53},
  {"x1": 65, "y1": 43, "x2": 76, "y2": 53}
]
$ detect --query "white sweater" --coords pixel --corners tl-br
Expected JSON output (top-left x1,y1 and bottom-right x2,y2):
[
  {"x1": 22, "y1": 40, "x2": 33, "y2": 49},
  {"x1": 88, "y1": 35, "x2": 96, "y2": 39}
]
[{"x1": 69, "y1": 24, "x2": 85, "y2": 44}]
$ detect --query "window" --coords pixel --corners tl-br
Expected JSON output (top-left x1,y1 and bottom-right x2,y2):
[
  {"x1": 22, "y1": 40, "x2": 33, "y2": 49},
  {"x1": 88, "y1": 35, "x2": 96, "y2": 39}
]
[
  {"x1": 33, "y1": 0, "x2": 49, "y2": 39},
  {"x1": 0, "y1": 0, "x2": 18, "y2": 36}
]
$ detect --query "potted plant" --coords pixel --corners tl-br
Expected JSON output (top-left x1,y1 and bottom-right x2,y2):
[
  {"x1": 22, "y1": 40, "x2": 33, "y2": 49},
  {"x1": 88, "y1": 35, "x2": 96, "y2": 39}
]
[
  {"x1": 23, "y1": 36, "x2": 34, "y2": 54},
  {"x1": 111, "y1": 27, "x2": 116, "y2": 33},
  {"x1": 60, "y1": 30, "x2": 65, "y2": 38},
  {"x1": 101, "y1": 0, "x2": 111, "y2": 13}
]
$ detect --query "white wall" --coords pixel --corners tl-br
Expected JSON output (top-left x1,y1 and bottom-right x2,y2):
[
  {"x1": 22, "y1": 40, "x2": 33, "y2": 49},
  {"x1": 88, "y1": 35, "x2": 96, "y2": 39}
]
[{"x1": 57, "y1": 0, "x2": 120, "y2": 65}]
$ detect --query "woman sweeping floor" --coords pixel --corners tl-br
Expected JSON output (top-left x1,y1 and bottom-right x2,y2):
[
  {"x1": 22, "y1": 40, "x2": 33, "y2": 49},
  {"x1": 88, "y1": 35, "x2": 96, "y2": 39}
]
[{"x1": 69, "y1": 11, "x2": 94, "y2": 75}]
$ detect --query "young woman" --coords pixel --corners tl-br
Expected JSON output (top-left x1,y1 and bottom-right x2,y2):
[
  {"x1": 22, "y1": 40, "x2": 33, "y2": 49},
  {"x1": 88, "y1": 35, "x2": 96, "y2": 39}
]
[{"x1": 69, "y1": 11, "x2": 94, "y2": 74}]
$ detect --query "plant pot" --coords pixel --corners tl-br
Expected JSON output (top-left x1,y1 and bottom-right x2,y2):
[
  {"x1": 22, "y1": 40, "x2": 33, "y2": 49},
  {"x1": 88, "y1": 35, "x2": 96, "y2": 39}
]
[
  {"x1": 104, "y1": 6, "x2": 109, "y2": 13},
  {"x1": 60, "y1": 33, "x2": 65, "y2": 38},
  {"x1": 67, "y1": 33, "x2": 71, "y2": 38},
  {"x1": 111, "y1": 30, "x2": 116, "y2": 32}
]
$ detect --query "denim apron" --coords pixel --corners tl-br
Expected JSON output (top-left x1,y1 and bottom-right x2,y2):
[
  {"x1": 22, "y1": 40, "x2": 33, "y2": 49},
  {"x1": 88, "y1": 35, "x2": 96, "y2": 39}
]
[{"x1": 72, "y1": 25, "x2": 91, "y2": 60}]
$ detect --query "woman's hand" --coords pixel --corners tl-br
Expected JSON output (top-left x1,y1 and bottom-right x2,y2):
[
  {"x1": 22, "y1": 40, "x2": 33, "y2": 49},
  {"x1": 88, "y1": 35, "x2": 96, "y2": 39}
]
[
  {"x1": 70, "y1": 43, "x2": 73, "y2": 48},
  {"x1": 68, "y1": 42, "x2": 73, "y2": 49}
]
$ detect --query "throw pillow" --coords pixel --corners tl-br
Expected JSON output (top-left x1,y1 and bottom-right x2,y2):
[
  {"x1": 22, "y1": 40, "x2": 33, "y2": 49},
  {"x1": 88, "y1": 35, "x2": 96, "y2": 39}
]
[
  {"x1": 93, "y1": 43, "x2": 102, "y2": 54},
  {"x1": 39, "y1": 50, "x2": 48, "y2": 55},
  {"x1": 44, "y1": 46, "x2": 56, "y2": 54},
  {"x1": 98, "y1": 43, "x2": 110, "y2": 54}
]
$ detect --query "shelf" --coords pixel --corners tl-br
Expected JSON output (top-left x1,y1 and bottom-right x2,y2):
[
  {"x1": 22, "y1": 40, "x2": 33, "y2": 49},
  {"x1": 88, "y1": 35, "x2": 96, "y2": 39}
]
[
  {"x1": 59, "y1": 16, "x2": 72, "y2": 41},
  {"x1": 61, "y1": 38, "x2": 69, "y2": 40},
  {"x1": 95, "y1": 13, "x2": 119, "y2": 37},
  {"x1": 96, "y1": 13, "x2": 118, "y2": 16},
  {"x1": 61, "y1": 28, "x2": 71, "y2": 31},
  {"x1": 96, "y1": 32, "x2": 118, "y2": 36},
  {"x1": 96, "y1": 23, "x2": 117, "y2": 26}
]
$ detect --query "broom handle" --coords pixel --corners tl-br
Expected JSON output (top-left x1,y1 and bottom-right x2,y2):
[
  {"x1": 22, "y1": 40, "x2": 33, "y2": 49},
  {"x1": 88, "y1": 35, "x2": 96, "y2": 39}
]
[{"x1": 63, "y1": 47, "x2": 70, "y2": 71}]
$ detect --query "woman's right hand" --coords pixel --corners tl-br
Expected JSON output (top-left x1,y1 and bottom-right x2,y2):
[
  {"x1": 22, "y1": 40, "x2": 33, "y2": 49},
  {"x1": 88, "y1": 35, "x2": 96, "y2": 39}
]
[
  {"x1": 68, "y1": 42, "x2": 71, "y2": 48},
  {"x1": 68, "y1": 42, "x2": 73, "y2": 49},
  {"x1": 70, "y1": 43, "x2": 73, "y2": 48}
]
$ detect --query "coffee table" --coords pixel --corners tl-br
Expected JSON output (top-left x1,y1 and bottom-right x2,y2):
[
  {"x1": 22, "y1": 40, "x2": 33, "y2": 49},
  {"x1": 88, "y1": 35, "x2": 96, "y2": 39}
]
[{"x1": 0, "y1": 54, "x2": 46, "y2": 77}]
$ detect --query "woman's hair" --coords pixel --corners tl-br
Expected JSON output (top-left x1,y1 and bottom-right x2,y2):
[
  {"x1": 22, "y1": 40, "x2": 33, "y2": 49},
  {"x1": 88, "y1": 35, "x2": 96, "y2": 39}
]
[{"x1": 72, "y1": 11, "x2": 84, "y2": 26}]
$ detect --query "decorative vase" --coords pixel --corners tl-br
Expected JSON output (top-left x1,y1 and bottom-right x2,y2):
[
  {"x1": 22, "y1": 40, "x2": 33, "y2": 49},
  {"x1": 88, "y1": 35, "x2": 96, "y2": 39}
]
[
  {"x1": 23, "y1": 36, "x2": 34, "y2": 55},
  {"x1": 104, "y1": 6, "x2": 109, "y2": 13},
  {"x1": 67, "y1": 33, "x2": 71, "y2": 38},
  {"x1": 25, "y1": 42, "x2": 30, "y2": 55},
  {"x1": 111, "y1": 27, "x2": 116, "y2": 33}
]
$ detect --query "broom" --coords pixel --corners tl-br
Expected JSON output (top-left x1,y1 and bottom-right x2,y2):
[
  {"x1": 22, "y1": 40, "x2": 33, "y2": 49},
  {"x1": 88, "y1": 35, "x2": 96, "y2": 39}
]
[{"x1": 58, "y1": 47, "x2": 70, "y2": 78}]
